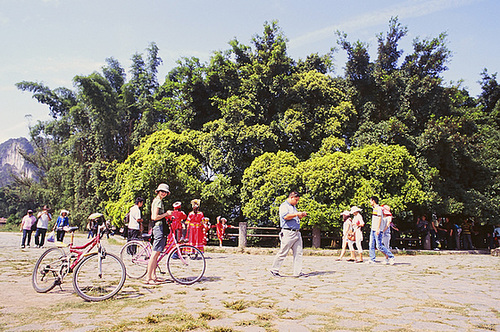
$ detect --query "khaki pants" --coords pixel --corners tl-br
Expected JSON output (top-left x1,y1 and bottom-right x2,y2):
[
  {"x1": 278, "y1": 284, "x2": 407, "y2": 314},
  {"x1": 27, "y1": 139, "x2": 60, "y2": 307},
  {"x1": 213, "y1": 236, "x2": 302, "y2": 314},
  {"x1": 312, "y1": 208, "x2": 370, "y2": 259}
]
[{"x1": 271, "y1": 229, "x2": 303, "y2": 276}]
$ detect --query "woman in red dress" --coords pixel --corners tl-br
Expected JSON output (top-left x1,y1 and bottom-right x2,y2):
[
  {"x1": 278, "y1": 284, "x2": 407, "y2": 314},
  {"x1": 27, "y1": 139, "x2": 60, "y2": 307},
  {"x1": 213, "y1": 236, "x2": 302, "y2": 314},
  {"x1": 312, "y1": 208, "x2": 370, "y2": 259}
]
[{"x1": 187, "y1": 199, "x2": 205, "y2": 252}]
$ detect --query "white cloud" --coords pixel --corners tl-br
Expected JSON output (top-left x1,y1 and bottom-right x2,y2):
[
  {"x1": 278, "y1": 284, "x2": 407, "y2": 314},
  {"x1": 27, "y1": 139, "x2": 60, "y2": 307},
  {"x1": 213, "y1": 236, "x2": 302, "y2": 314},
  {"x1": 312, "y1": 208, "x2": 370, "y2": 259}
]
[{"x1": 289, "y1": 0, "x2": 482, "y2": 50}]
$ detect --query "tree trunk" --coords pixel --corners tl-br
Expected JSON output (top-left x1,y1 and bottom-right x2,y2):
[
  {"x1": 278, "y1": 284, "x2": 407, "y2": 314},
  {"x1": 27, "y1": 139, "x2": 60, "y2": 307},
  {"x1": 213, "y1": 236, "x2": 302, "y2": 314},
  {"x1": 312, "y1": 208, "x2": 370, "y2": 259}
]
[{"x1": 312, "y1": 225, "x2": 321, "y2": 248}]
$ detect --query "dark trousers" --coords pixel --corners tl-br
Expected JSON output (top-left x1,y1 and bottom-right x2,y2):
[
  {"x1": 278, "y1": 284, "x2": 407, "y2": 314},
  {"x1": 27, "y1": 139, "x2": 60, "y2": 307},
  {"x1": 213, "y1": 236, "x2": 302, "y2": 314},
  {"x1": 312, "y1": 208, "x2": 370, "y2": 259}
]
[
  {"x1": 21, "y1": 230, "x2": 32, "y2": 247},
  {"x1": 56, "y1": 229, "x2": 65, "y2": 242},
  {"x1": 127, "y1": 229, "x2": 141, "y2": 241},
  {"x1": 34, "y1": 228, "x2": 47, "y2": 247}
]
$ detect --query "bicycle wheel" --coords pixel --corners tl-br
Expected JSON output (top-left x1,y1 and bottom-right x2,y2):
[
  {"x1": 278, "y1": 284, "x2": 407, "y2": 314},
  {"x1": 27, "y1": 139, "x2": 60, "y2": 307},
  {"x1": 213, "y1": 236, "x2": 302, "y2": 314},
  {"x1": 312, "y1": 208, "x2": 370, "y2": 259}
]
[
  {"x1": 72, "y1": 251, "x2": 126, "y2": 302},
  {"x1": 120, "y1": 241, "x2": 150, "y2": 279},
  {"x1": 32, "y1": 247, "x2": 68, "y2": 293},
  {"x1": 167, "y1": 245, "x2": 205, "y2": 285}
]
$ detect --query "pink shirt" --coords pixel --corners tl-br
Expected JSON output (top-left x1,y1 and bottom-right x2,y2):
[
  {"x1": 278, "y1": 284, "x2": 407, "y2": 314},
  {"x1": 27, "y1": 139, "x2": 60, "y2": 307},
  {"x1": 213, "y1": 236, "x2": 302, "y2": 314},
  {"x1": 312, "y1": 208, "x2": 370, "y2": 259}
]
[{"x1": 21, "y1": 215, "x2": 36, "y2": 230}]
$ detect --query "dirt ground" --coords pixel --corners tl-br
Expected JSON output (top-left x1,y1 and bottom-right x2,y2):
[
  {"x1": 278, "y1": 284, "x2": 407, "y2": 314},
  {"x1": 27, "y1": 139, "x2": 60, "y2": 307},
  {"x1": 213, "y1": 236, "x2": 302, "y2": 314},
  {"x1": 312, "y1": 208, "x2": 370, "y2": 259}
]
[{"x1": 1, "y1": 231, "x2": 499, "y2": 332}]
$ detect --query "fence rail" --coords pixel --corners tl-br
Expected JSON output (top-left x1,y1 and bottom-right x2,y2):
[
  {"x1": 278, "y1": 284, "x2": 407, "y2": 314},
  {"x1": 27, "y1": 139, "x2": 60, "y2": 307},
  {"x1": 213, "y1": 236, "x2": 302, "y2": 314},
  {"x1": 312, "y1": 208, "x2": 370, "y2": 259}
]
[{"x1": 232, "y1": 222, "x2": 341, "y2": 248}]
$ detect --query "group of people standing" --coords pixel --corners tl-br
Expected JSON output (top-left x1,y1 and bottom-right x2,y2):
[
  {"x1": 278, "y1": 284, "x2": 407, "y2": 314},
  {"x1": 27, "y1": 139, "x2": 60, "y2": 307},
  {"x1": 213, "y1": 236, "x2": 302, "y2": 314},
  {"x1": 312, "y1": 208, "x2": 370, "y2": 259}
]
[
  {"x1": 20, "y1": 205, "x2": 71, "y2": 249},
  {"x1": 336, "y1": 196, "x2": 395, "y2": 265},
  {"x1": 269, "y1": 193, "x2": 397, "y2": 278},
  {"x1": 128, "y1": 183, "x2": 232, "y2": 285}
]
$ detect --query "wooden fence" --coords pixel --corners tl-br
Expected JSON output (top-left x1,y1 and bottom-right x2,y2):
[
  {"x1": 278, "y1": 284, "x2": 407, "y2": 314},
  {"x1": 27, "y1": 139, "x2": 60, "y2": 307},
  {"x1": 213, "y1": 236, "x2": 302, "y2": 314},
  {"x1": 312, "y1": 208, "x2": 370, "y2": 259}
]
[{"x1": 228, "y1": 222, "x2": 341, "y2": 248}]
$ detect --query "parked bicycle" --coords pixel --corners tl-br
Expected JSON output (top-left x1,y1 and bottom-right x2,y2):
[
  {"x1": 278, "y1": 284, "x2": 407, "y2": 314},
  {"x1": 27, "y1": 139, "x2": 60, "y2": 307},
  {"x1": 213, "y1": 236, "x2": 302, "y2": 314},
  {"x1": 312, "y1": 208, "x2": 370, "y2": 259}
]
[
  {"x1": 32, "y1": 213, "x2": 126, "y2": 302},
  {"x1": 120, "y1": 219, "x2": 205, "y2": 285}
]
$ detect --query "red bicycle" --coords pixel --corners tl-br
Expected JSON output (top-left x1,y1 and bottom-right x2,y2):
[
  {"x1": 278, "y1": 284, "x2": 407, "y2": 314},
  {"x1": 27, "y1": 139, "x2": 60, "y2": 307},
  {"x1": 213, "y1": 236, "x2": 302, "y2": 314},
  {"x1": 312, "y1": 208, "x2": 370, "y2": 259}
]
[
  {"x1": 32, "y1": 215, "x2": 126, "y2": 302},
  {"x1": 120, "y1": 220, "x2": 206, "y2": 285}
]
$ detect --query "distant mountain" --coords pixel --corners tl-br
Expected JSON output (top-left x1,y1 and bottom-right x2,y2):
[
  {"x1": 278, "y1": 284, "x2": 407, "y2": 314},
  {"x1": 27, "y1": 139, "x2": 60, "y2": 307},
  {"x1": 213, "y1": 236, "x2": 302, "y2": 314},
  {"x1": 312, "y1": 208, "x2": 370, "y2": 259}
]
[{"x1": 0, "y1": 138, "x2": 36, "y2": 187}]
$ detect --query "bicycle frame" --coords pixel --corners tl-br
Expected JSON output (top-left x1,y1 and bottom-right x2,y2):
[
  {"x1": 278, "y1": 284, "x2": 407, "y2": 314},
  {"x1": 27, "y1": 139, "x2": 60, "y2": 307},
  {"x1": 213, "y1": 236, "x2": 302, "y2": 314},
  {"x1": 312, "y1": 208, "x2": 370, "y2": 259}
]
[
  {"x1": 132, "y1": 230, "x2": 191, "y2": 267},
  {"x1": 63, "y1": 224, "x2": 107, "y2": 272}
]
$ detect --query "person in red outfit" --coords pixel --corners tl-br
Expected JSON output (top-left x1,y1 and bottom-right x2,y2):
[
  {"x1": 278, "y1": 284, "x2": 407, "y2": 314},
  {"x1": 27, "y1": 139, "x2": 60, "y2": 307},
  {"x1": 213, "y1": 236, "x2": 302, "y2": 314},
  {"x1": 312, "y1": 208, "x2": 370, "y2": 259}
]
[
  {"x1": 213, "y1": 216, "x2": 234, "y2": 247},
  {"x1": 187, "y1": 199, "x2": 205, "y2": 252},
  {"x1": 170, "y1": 201, "x2": 187, "y2": 242},
  {"x1": 202, "y1": 217, "x2": 211, "y2": 246}
]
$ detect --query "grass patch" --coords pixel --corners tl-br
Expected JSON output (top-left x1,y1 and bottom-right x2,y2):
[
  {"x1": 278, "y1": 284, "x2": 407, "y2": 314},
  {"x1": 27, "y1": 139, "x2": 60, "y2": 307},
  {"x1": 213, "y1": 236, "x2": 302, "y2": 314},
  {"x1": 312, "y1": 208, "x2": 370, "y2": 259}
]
[
  {"x1": 210, "y1": 327, "x2": 236, "y2": 332},
  {"x1": 223, "y1": 299, "x2": 249, "y2": 311},
  {"x1": 199, "y1": 310, "x2": 223, "y2": 320}
]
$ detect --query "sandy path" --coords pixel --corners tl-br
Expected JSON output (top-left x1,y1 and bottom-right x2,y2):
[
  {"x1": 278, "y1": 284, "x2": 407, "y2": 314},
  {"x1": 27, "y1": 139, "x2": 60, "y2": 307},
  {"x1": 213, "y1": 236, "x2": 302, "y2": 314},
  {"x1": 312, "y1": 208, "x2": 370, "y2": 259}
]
[{"x1": 0, "y1": 232, "x2": 499, "y2": 331}]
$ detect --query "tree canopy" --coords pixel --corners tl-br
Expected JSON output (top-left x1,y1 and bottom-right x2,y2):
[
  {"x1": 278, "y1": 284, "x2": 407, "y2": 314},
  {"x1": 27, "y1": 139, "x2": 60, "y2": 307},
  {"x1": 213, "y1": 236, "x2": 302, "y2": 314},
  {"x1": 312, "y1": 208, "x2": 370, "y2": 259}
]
[{"x1": 6, "y1": 19, "x2": 499, "y2": 236}]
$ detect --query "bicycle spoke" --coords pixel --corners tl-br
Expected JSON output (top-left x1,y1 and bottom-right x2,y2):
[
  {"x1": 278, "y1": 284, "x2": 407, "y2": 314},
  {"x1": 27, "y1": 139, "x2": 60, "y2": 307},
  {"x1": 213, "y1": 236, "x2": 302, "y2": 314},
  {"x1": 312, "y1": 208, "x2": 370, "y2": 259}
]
[
  {"x1": 167, "y1": 245, "x2": 205, "y2": 285},
  {"x1": 32, "y1": 247, "x2": 67, "y2": 293},
  {"x1": 120, "y1": 241, "x2": 149, "y2": 279},
  {"x1": 72, "y1": 252, "x2": 126, "y2": 301}
]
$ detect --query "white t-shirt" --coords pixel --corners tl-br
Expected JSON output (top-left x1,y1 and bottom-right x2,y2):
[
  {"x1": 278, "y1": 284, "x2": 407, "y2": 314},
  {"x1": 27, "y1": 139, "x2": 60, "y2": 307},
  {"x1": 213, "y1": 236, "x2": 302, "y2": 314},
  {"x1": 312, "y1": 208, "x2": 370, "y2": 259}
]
[
  {"x1": 37, "y1": 212, "x2": 51, "y2": 229},
  {"x1": 371, "y1": 205, "x2": 383, "y2": 231},
  {"x1": 128, "y1": 205, "x2": 142, "y2": 230}
]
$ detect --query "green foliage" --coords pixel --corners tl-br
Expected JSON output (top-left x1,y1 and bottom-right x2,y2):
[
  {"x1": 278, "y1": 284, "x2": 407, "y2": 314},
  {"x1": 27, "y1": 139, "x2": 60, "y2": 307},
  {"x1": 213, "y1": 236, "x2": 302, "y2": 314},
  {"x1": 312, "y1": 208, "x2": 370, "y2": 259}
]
[
  {"x1": 241, "y1": 144, "x2": 432, "y2": 229},
  {"x1": 241, "y1": 151, "x2": 302, "y2": 225},
  {"x1": 10, "y1": 19, "x2": 500, "y2": 238},
  {"x1": 104, "y1": 129, "x2": 204, "y2": 224}
]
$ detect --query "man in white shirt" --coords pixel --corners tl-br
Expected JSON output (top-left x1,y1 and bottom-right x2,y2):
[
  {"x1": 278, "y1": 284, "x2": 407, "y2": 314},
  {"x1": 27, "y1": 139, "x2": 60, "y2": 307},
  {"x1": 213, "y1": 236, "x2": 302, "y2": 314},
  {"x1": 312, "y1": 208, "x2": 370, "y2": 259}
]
[
  {"x1": 35, "y1": 205, "x2": 52, "y2": 248},
  {"x1": 368, "y1": 196, "x2": 395, "y2": 265},
  {"x1": 128, "y1": 197, "x2": 145, "y2": 240}
]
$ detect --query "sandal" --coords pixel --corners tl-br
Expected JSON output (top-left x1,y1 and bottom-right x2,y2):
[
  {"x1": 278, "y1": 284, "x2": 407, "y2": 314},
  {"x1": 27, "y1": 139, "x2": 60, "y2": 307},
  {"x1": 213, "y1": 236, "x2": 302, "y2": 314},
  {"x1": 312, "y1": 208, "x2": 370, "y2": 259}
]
[
  {"x1": 346, "y1": 258, "x2": 355, "y2": 262},
  {"x1": 356, "y1": 260, "x2": 363, "y2": 263},
  {"x1": 143, "y1": 279, "x2": 161, "y2": 285}
]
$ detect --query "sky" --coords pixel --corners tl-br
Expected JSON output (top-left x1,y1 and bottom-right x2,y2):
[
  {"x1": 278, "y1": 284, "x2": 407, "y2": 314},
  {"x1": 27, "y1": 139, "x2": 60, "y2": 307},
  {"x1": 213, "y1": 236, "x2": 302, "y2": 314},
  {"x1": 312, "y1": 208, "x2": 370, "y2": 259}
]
[{"x1": 1, "y1": 0, "x2": 498, "y2": 144}]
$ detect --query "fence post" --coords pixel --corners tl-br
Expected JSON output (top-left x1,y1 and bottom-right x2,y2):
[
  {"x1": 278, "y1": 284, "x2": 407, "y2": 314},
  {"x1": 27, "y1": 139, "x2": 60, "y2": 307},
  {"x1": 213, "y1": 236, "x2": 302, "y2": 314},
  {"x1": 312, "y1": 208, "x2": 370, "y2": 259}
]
[{"x1": 238, "y1": 222, "x2": 247, "y2": 248}]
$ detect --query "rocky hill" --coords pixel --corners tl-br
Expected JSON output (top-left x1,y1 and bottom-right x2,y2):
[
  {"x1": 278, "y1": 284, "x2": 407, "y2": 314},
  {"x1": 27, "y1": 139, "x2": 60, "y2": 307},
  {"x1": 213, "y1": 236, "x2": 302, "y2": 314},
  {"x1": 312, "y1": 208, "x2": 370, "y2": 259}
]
[{"x1": 0, "y1": 138, "x2": 36, "y2": 187}]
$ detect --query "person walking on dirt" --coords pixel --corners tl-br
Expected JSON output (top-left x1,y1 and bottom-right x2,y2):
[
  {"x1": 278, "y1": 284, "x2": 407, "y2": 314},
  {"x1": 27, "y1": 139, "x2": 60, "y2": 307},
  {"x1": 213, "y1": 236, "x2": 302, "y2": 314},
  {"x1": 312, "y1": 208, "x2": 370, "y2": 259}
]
[
  {"x1": 270, "y1": 191, "x2": 307, "y2": 277},
  {"x1": 34, "y1": 205, "x2": 51, "y2": 248},
  {"x1": 20, "y1": 210, "x2": 36, "y2": 249},
  {"x1": 368, "y1": 196, "x2": 395, "y2": 265}
]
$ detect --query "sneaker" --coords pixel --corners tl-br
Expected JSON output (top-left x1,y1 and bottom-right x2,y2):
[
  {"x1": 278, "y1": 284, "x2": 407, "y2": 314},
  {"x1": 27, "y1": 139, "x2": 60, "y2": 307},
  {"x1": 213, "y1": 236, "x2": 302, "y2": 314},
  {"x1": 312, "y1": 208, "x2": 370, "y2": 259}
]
[
  {"x1": 21, "y1": 245, "x2": 25, "y2": 249},
  {"x1": 368, "y1": 260, "x2": 376, "y2": 264},
  {"x1": 388, "y1": 257, "x2": 395, "y2": 265},
  {"x1": 270, "y1": 270, "x2": 281, "y2": 277}
]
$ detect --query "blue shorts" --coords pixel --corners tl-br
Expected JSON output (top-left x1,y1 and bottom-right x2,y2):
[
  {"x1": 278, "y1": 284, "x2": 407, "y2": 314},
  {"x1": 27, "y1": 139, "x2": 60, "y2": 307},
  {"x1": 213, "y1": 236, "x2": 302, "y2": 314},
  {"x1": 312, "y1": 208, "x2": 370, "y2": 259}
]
[{"x1": 152, "y1": 224, "x2": 166, "y2": 252}]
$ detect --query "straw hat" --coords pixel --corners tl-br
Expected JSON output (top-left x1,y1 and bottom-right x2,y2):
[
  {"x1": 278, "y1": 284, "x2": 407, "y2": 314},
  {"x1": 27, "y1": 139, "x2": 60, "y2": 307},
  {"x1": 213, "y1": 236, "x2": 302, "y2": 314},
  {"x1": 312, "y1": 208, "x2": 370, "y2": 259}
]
[
  {"x1": 155, "y1": 183, "x2": 170, "y2": 193},
  {"x1": 191, "y1": 199, "x2": 200, "y2": 207},
  {"x1": 350, "y1": 206, "x2": 362, "y2": 214},
  {"x1": 340, "y1": 210, "x2": 351, "y2": 217},
  {"x1": 173, "y1": 201, "x2": 182, "y2": 209}
]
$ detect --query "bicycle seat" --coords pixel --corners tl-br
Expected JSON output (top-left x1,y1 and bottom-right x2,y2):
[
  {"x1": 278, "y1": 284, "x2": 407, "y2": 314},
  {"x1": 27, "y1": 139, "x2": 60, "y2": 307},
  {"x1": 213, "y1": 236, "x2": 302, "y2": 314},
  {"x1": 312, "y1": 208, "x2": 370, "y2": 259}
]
[{"x1": 141, "y1": 233, "x2": 152, "y2": 240}]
